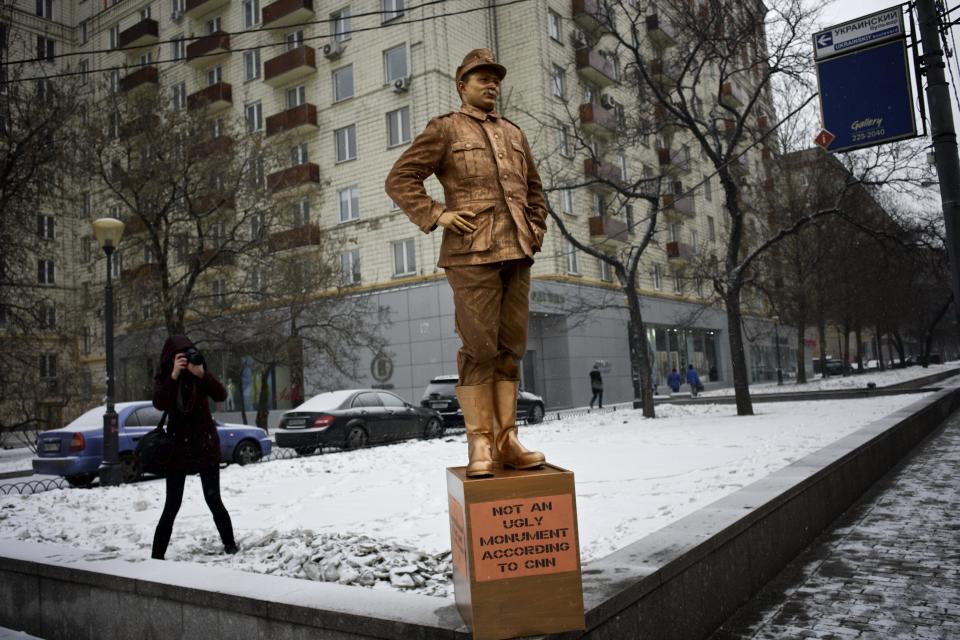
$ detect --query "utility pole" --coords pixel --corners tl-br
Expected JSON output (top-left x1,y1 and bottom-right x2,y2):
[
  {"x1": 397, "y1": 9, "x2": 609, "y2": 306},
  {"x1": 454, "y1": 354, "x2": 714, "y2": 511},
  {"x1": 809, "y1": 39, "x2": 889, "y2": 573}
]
[{"x1": 916, "y1": 0, "x2": 960, "y2": 318}]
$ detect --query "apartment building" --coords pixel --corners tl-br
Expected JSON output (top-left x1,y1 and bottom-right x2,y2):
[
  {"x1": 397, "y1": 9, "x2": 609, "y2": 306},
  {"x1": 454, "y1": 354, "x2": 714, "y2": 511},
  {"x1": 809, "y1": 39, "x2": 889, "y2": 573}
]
[{"x1": 2, "y1": 0, "x2": 785, "y2": 417}]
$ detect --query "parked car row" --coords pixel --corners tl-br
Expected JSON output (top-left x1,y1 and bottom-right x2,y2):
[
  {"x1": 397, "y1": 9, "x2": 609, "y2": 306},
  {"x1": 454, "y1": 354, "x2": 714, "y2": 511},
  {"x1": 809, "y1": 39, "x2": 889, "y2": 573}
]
[
  {"x1": 31, "y1": 378, "x2": 549, "y2": 483},
  {"x1": 32, "y1": 401, "x2": 272, "y2": 487}
]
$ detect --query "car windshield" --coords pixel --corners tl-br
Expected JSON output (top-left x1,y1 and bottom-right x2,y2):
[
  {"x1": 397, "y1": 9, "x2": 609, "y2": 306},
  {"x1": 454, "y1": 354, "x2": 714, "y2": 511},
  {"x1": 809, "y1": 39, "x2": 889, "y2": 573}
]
[
  {"x1": 422, "y1": 381, "x2": 456, "y2": 397},
  {"x1": 295, "y1": 389, "x2": 356, "y2": 412},
  {"x1": 65, "y1": 406, "x2": 110, "y2": 428}
]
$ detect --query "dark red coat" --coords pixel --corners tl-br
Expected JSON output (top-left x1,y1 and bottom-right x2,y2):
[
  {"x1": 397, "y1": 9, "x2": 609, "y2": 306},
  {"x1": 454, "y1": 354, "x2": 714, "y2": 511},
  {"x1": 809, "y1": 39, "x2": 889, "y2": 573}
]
[{"x1": 153, "y1": 336, "x2": 227, "y2": 473}]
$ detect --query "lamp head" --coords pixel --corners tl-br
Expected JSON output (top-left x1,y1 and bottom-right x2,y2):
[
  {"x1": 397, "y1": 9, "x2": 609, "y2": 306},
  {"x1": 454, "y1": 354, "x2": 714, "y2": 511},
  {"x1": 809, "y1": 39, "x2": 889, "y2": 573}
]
[{"x1": 92, "y1": 217, "x2": 125, "y2": 251}]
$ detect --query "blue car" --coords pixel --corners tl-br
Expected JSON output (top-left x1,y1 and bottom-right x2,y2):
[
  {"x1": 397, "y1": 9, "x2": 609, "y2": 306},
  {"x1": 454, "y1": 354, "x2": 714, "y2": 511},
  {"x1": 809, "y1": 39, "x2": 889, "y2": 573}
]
[{"x1": 32, "y1": 401, "x2": 272, "y2": 486}]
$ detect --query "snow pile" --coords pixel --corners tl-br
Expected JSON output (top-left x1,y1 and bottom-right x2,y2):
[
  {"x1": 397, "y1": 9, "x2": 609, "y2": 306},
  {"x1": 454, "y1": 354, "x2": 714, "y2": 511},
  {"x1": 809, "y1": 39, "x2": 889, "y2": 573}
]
[{"x1": 0, "y1": 392, "x2": 941, "y2": 599}]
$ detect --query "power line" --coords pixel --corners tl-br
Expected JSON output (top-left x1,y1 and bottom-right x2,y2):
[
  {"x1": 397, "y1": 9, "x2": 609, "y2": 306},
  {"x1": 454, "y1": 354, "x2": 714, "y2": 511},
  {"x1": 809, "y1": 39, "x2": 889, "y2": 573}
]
[{"x1": 0, "y1": 0, "x2": 534, "y2": 84}]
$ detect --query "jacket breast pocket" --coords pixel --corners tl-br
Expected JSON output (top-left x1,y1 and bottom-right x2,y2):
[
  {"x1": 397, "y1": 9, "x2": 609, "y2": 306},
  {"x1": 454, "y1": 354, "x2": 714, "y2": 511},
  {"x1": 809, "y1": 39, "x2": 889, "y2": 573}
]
[
  {"x1": 511, "y1": 141, "x2": 528, "y2": 179},
  {"x1": 451, "y1": 140, "x2": 490, "y2": 178}
]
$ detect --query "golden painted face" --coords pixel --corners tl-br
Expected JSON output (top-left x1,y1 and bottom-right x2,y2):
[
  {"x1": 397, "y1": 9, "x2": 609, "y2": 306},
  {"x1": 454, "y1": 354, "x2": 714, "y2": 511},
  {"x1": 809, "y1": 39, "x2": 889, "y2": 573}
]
[{"x1": 458, "y1": 69, "x2": 501, "y2": 112}]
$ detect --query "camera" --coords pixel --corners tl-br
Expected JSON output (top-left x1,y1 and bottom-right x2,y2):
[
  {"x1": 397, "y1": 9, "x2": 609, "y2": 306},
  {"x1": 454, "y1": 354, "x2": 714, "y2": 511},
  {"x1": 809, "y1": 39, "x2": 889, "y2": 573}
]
[{"x1": 184, "y1": 347, "x2": 205, "y2": 366}]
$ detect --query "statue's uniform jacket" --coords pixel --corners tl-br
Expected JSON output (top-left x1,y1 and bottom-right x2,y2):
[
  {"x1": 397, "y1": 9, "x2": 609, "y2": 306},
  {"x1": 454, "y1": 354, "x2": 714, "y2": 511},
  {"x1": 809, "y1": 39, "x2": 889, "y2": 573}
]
[{"x1": 384, "y1": 103, "x2": 548, "y2": 267}]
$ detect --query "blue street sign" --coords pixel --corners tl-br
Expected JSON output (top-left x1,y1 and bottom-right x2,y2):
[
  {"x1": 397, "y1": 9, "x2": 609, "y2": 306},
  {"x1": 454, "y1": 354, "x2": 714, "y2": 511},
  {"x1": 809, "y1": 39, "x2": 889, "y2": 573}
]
[
  {"x1": 814, "y1": 6, "x2": 905, "y2": 60},
  {"x1": 815, "y1": 38, "x2": 917, "y2": 152}
]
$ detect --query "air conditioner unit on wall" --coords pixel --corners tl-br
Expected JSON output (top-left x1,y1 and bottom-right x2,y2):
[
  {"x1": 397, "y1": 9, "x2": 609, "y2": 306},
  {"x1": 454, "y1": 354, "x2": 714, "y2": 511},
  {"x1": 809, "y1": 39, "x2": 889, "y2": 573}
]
[
  {"x1": 600, "y1": 94, "x2": 616, "y2": 110},
  {"x1": 392, "y1": 76, "x2": 410, "y2": 93},
  {"x1": 571, "y1": 29, "x2": 588, "y2": 48},
  {"x1": 322, "y1": 41, "x2": 343, "y2": 60}
]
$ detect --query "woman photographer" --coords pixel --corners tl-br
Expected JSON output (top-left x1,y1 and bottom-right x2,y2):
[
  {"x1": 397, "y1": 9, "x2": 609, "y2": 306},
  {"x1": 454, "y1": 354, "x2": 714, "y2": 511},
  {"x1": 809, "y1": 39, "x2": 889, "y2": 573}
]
[{"x1": 151, "y1": 335, "x2": 237, "y2": 560}]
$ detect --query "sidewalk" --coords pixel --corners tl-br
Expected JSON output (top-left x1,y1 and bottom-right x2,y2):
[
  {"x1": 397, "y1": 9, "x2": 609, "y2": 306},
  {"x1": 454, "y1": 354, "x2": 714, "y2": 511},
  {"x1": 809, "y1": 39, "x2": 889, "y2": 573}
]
[{"x1": 711, "y1": 409, "x2": 960, "y2": 639}]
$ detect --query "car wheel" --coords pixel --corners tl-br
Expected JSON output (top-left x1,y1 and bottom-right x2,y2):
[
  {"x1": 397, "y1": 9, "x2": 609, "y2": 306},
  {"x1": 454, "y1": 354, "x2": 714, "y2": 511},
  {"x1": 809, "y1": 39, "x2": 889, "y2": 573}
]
[
  {"x1": 345, "y1": 426, "x2": 368, "y2": 450},
  {"x1": 527, "y1": 403, "x2": 545, "y2": 424},
  {"x1": 65, "y1": 473, "x2": 95, "y2": 488},
  {"x1": 294, "y1": 445, "x2": 318, "y2": 456},
  {"x1": 119, "y1": 453, "x2": 143, "y2": 484},
  {"x1": 423, "y1": 417, "x2": 444, "y2": 439},
  {"x1": 232, "y1": 440, "x2": 262, "y2": 465}
]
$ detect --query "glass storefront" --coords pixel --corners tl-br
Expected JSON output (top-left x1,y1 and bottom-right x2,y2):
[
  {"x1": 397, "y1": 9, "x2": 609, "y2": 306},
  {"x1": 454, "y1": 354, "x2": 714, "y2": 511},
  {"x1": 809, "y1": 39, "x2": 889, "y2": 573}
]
[{"x1": 645, "y1": 325, "x2": 722, "y2": 386}]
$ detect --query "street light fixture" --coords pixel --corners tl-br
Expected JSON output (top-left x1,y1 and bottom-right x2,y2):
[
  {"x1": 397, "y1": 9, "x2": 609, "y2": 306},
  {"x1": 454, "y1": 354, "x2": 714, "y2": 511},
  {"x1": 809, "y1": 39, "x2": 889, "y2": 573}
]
[
  {"x1": 92, "y1": 217, "x2": 125, "y2": 486},
  {"x1": 772, "y1": 315, "x2": 783, "y2": 386}
]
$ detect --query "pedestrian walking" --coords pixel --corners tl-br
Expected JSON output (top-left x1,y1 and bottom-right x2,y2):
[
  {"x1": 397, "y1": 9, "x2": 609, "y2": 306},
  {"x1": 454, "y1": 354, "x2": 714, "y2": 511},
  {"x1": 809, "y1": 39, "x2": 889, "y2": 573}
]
[
  {"x1": 386, "y1": 48, "x2": 547, "y2": 478},
  {"x1": 687, "y1": 364, "x2": 703, "y2": 397},
  {"x1": 151, "y1": 335, "x2": 237, "y2": 560},
  {"x1": 589, "y1": 364, "x2": 604, "y2": 409},
  {"x1": 667, "y1": 367, "x2": 682, "y2": 393}
]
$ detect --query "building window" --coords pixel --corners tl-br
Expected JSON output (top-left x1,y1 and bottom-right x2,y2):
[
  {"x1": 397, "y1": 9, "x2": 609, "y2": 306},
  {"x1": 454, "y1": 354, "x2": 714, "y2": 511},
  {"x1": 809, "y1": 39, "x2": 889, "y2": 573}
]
[
  {"x1": 36, "y1": 0, "x2": 54, "y2": 18},
  {"x1": 175, "y1": 235, "x2": 188, "y2": 263},
  {"x1": 332, "y1": 8, "x2": 352, "y2": 41},
  {"x1": 40, "y1": 353, "x2": 57, "y2": 379},
  {"x1": 206, "y1": 16, "x2": 222, "y2": 33},
  {"x1": 384, "y1": 44, "x2": 407, "y2": 83},
  {"x1": 285, "y1": 85, "x2": 305, "y2": 109},
  {"x1": 618, "y1": 153, "x2": 628, "y2": 181},
  {"x1": 696, "y1": 277, "x2": 704, "y2": 298},
  {"x1": 290, "y1": 142, "x2": 308, "y2": 166},
  {"x1": 673, "y1": 271, "x2": 683, "y2": 294},
  {"x1": 243, "y1": 49, "x2": 261, "y2": 80},
  {"x1": 211, "y1": 117, "x2": 224, "y2": 138},
  {"x1": 691, "y1": 229, "x2": 699, "y2": 253},
  {"x1": 599, "y1": 257, "x2": 613, "y2": 282},
  {"x1": 212, "y1": 279, "x2": 227, "y2": 307},
  {"x1": 293, "y1": 198, "x2": 310, "y2": 227},
  {"x1": 560, "y1": 188, "x2": 574, "y2": 214},
  {"x1": 340, "y1": 249, "x2": 360, "y2": 284},
  {"x1": 335, "y1": 125, "x2": 357, "y2": 162},
  {"x1": 708, "y1": 216, "x2": 716, "y2": 241},
  {"x1": 207, "y1": 66, "x2": 223, "y2": 86},
  {"x1": 556, "y1": 125, "x2": 571, "y2": 157},
  {"x1": 37, "y1": 214, "x2": 55, "y2": 240},
  {"x1": 171, "y1": 35, "x2": 185, "y2": 61},
  {"x1": 548, "y1": 10, "x2": 561, "y2": 41},
  {"x1": 653, "y1": 263, "x2": 663, "y2": 290},
  {"x1": 82, "y1": 327, "x2": 92, "y2": 355},
  {"x1": 251, "y1": 267, "x2": 265, "y2": 295},
  {"x1": 209, "y1": 222, "x2": 225, "y2": 248},
  {"x1": 80, "y1": 20, "x2": 88, "y2": 44},
  {"x1": 704, "y1": 175, "x2": 712, "y2": 201},
  {"x1": 40, "y1": 304, "x2": 56, "y2": 328},
  {"x1": 333, "y1": 65, "x2": 353, "y2": 101},
  {"x1": 565, "y1": 240, "x2": 579, "y2": 274},
  {"x1": 243, "y1": 0, "x2": 260, "y2": 28},
  {"x1": 171, "y1": 0, "x2": 185, "y2": 15},
  {"x1": 172, "y1": 82, "x2": 186, "y2": 110},
  {"x1": 245, "y1": 101, "x2": 262, "y2": 132},
  {"x1": 109, "y1": 25, "x2": 119, "y2": 49},
  {"x1": 250, "y1": 158, "x2": 265, "y2": 189},
  {"x1": 387, "y1": 107, "x2": 411, "y2": 147},
  {"x1": 382, "y1": 0, "x2": 404, "y2": 22},
  {"x1": 250, "y1": 213, "x2": 264, "y2": 240},
  {"x1": 286, "y1": 29, "x2": 304, "y2": 50},
  {"x1": 38, "y1": 259, "x2": 55, "y2": 285},
  {"x1": 393, "y1": 238, "x2": 416, "y2": 276},
  {"x1": 338, "y1": 186, "x2": 359, "y2": 222},
  {"x1": 81, "y1": 236, "x2": 93, "y2": 263},
  {"x1": 551, "y1": 65, "x2": 566, "y2": 98}
]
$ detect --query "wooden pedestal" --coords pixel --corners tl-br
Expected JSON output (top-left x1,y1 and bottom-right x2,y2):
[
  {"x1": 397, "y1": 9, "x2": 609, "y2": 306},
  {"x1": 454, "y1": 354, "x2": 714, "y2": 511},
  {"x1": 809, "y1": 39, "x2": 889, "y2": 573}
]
[{"x1": 446, "y1": 464, "x2": 586, "y2": 640}]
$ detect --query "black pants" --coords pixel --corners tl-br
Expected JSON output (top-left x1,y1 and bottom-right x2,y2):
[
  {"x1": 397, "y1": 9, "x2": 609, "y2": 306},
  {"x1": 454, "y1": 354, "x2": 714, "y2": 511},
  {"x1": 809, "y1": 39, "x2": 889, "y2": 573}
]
[
  {"x1": 151, "y1": 466, "x2": 235, "y2": 559},
  {"x1": 590, "y1": 389, "x2": 603, "y2": 408}
]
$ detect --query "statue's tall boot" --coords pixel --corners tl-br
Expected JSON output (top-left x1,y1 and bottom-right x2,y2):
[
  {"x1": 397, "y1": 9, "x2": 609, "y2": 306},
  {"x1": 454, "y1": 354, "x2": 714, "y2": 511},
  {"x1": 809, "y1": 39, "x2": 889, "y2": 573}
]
[
  {"x1": 493, "y1": 380, "x2": 546, "y2": 470},
  {"x1": 456, "y1": 384, "x2": 496, "y2": 478}
]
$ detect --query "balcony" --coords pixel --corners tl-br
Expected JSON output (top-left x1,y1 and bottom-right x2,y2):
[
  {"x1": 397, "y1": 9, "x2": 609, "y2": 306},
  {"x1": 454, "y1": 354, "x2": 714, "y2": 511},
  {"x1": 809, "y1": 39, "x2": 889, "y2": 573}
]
[
  {"x1": 267, "y1": 162, "x2": 320, "y2": 193},
  {"x1": 190, "y1": 135, "x2": 234, "y2": 161},
  {"x1": 646, "y1": 14, "x2": 677, "y2": 48},
  {"x1": 589, "y1": 215, "x2": 629, "y2": 248},
  {"x1": 192, "y1": 193, "x2": 236, "y2": 213},
  {"x1": 185, "y1": 0, "x2": 230, "y2": 19},
  {"x1": 123, "y1": 216, "x2": 147, "y2": 234},
  {"x1": 579, "y1": 102, "x2": 618, "y2": 137},
  {"x1": 268, "y1": 223, "x2": 322, "y2": 252},
  {"x1": 584, "y1": 158, "x2": 623, "y2": 189},
  {"x1": 121, "y1": 263, "x2": 161, "y2": 282},
  {"x1": 118, "y1": 18, "x2": 159, "y2": 50},
  {"x1": 187, "y1": 82, "x2": 232, "y2": 112},
  {"x1": 120, "y1": 113, "x2": 161, "y2": 138},
  {"x1": 653, "y1": 104, "x2": 679, "y2": 134},
  {"x1": 264, "y1": 46, "x2": 316, "y2": 87},
  {"x1": 657, "y1": 147, "x2": 691, "y2": 175},
  {"x1": 197, "y1": 248, "x2": 236, "y2": 267},
  {"x1": 761, "y1": 146, "x2": 775, "y2": 162},
  {"x1": 572, "y1": 0, "x2": 611, "y2": 34},
  {"x1": 186, "y1": 32, "x2": 231, "y2": 67},
  {"x1": 119, "y1": 65, "x2": 158, "y2": 93},
  {"x1": 756, "y1": 115, "x2": 770, "y2": 133},
  {"x1": 720, "y1": 82, "x2": 746, "y2": 108},
  {"x1": 666, "y1": 241, "x2": 695, "y2": 266},
  {"x1": 650, "y1": 58, "x2": 678, "y2": 86},
  {"x1": 266, "y1": 103, "x2": 319, "y2": 138},
  {"x1": 575, "y1": 47, "x2": 617, "y2": 87},
  {"x1": 661, "y1": 194, "x2": 696, "y2": 223},
  {"x1": 262, "y1": 0, "x2": 315, "y2": 29}
]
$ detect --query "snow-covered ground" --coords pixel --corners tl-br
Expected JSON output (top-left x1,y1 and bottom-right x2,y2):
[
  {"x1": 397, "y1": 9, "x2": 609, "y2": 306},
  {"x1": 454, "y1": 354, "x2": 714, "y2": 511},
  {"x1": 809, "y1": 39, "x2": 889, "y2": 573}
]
[
  {"x1": 0, "y1": 391, "x2": 935, "y2": 599},
  {"x1": 0, "y1": 447, "x2": 34, "y2": 476}
]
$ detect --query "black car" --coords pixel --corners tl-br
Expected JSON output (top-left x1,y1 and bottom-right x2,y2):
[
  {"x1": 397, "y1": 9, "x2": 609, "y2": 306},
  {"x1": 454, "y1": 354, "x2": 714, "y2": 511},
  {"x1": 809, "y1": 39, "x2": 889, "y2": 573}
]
[
  {"x1": 420, "y1": 375, "x2": 546, "y2": 427},
  {"x1": 276, "y1": 389, "x2": 444, "y2": 455}
]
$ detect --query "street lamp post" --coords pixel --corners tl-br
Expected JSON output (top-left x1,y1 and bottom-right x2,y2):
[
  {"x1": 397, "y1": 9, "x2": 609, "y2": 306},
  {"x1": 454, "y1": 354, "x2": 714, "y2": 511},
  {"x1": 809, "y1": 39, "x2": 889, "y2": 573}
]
[
  {"x1": 92, "y1": 218, "x2": 125, "y2": 486},
  {"x1": 773, "y1": 316, "x2": 783, "y2": 386}
]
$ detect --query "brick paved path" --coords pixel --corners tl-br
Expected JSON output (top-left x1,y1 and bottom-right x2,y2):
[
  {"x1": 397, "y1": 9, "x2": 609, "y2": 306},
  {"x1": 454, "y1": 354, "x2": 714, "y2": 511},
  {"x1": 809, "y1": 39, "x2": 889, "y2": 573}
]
[{"x1": 711, "y1": 411, "x2": 960, "y2": 640}]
